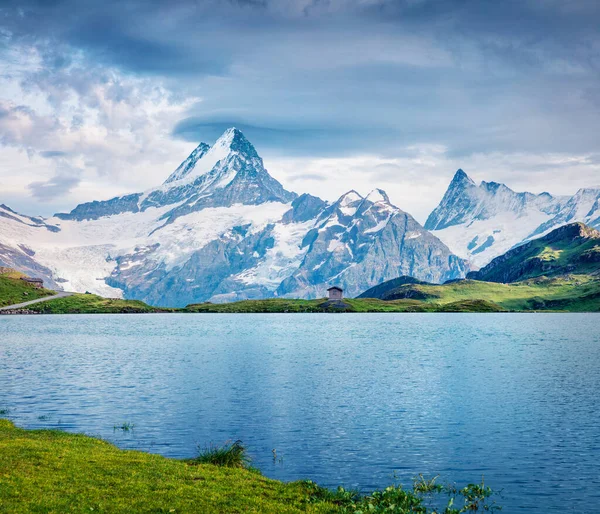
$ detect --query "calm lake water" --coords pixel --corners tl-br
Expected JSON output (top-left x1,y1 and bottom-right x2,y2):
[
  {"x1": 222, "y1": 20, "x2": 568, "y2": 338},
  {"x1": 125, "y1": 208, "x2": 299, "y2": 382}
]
[{"x1": 1, "y1": 313, "x2": 599, "y2": 512}]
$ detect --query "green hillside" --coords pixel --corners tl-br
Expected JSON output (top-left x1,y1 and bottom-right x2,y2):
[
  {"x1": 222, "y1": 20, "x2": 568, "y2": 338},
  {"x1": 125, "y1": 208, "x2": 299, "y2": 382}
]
[
  {"x1": 0, "y1": 269, "x2": 54, "y2": 307},
  {"x1": 356, "y1": 276, "x2": 429, "y2": 299},
  {"x1": 467, "y1": 222, "x2": 600, "y2": 283},
  {"x1": 26, "y1": 293, "x2": 169, "y2": 314},
  {"x1": 369, "y1": 275, "x2": 600, "y2": 312},
  {"x1": 186, "y1": 275, "x2": 599, "y2": 313}
]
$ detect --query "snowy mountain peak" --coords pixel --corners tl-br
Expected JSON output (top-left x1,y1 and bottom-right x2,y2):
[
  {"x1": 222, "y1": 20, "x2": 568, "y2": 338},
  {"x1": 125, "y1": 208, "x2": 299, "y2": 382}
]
[
  {"x1": 338, "y1": 190, "x2": 363, "y2": 205},
  {"x1": 365, "y1": 188, "x2": 391, "y2": 205},
  {"x1": 55, "y1": 127, "x2": 295, "y2": 222},
  {"x1": 161, "y1": 127, "x2": 258, "y2": 188},
  {"x1": 480, "y1": 181, "x2": 511, "y2": 194},
  {"x1": 425, "y1": 170, "x2": 586, "y2": 267},
  {"x1": 451, "y1": 169, "x2": 475, "y2": 188},
  {"x1": 329, "y1": 191, "x2": 362, "y2": 217},
  {"x1": 163, "y1": 142, "x2": 210, "y2": 184},
  {"x1": 212, "y1": 127, "x2": 259, "y2": 158},
  {"x1": 425, "y1": 169, "x2": 566, "y2": 233},
  {"x1": 574, "y1": 187, "x2": 600, "y2": 199},
  {"x1": 0, "y1": 131, "x2": 471, "y2": 306},
  {"x1": 524, "y1": 186, "x2": 600, "y2": 241},
  {"x1": 218, "y1": 126, "x2": 240, "y2": 142}
]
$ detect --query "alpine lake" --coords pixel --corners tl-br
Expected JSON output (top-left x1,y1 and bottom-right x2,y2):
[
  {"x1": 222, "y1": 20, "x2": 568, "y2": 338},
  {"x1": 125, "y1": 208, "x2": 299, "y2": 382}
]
[{"x1": 1, "y1": 313, "x2": 599, "y2": 512}]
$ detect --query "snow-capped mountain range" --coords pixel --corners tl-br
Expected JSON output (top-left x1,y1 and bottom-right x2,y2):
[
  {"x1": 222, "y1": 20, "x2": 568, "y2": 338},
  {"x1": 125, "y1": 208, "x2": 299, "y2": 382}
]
[
  {"x1": 0, "y1": 128, "x2": 465, "y2": 306},
  {"x1": 2, "y1": 129, "x2": 598, "y2": 305},
  {"x1": 426, "y1": 169, "x2": 600, "y2": 266}
]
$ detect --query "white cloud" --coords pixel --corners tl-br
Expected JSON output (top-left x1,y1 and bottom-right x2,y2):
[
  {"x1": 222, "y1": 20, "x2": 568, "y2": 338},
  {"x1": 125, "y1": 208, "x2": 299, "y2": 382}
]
[{"x1": 0, "y1": 43, "x2": 198, "y2": 214}]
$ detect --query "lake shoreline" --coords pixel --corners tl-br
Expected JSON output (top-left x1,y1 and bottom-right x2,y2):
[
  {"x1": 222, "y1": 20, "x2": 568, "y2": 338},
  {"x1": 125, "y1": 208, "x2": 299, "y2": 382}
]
[
  {"x1": 0, "y1": 293, "x2": 599, "y2": 316},
  {"x1": 0, "y1": 419, "x2": 499, "y2": 513},
  {"x1": 2, "y1": 270, "x2": 599, "y2": 313}
]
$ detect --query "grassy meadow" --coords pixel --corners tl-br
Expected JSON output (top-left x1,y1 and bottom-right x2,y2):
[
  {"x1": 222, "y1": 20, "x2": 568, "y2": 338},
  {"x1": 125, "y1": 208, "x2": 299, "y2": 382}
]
[
  {"x1": 0, "y1": 272, "x2": 54, "y2": 308},
  {"x1": 376, "y1": 275, "x2": 600, "y2": 312},
  {"x1": 185, "y1": 275, "x2": 600, "y2": 313},
  {"x1": 1, "y1": 266, "x2": 598, "y2": 313},
  {"x1": 25, "y1": 292, "x2": 171, "y2": 314}
]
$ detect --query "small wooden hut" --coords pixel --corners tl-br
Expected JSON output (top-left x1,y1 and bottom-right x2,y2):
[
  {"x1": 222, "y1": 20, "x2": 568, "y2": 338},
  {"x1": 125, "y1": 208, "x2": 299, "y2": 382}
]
[{"x1": 327, "y1": 286, "x2": 343, "y2": 300}]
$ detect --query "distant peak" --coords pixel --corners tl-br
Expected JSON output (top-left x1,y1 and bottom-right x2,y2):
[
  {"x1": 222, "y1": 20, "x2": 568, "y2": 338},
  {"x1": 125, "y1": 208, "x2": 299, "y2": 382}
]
[
  {"x1": 451, "y1": 169, "x2": 475, "y2": 187},
  {"x1": 338, "y1": 190, "x2": 363, "y2": 206},
  {"x1": 574, "y1": 187, "x2": 600, "y2": 197},
  {"x1": 215, "y1": 127, "x2": 245, "y2": 144},
  {"x1": 481, "y1": 181, "x2": 509, "y2": 193},
  {"x1": 213, "y1": 127, "x2": 258, "y2": 158},
  {"x1": 365, "y1": 188, "x2": 390, "y2": 204}
]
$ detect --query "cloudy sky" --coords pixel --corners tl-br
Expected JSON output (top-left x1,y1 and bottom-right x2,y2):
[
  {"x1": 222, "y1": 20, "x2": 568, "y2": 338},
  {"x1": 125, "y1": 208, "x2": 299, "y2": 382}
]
[{"x1": 1, "y1": 0, "x2": 599, "y2": 223}]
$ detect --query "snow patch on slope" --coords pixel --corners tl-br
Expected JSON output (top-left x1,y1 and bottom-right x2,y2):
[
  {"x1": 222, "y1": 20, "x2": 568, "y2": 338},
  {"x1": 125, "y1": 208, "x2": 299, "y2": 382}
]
[
  {"x1": 433, "y1": 209, "x2": 553, "y2": 267},
  {"x1": 154, "y1": 202, "x2": 292, "y2": 270},
  {"x1": 236, "y1": 219, "x2": 314, "y2": 288},
  {"x1": 364, "y1": 213, "x2": 393, "y2": 234},
  {"x1": 0, "y1": 201, "x2": 292, "y2": 296}
]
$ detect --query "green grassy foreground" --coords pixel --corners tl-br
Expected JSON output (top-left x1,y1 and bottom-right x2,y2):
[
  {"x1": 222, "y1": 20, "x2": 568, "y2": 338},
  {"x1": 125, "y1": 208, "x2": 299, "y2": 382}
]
[
  {"x1": 0, "y1": 272, "x2": 54, "y2": 307},
  {"x1": 0, "y1": 419, "x2": 336, "y2": 513},
  {"x1": 0, "y1": 420, "x2": 499, "y2": 513}
]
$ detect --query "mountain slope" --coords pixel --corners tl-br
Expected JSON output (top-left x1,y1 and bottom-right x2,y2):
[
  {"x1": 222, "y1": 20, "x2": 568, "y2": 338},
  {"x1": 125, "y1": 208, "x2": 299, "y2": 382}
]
[
  {"x1": 467, "y1": 223, "x2": 600, "y2": 283},
  {"x1": 354, "y1": 275, "x2": 600, "y2": 312},
  {"x1": 356, "y1": 276, "x2": 429, "y2": 299},
  {"x1": 425, "y1": 170, "x2": 568, "y2": 267}
]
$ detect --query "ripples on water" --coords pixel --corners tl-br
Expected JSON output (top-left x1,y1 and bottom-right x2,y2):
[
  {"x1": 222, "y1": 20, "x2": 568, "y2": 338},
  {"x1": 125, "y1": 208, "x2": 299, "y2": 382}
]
[{"x1": 1, "y1": 313, "x2": 599, "y2": 512}]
